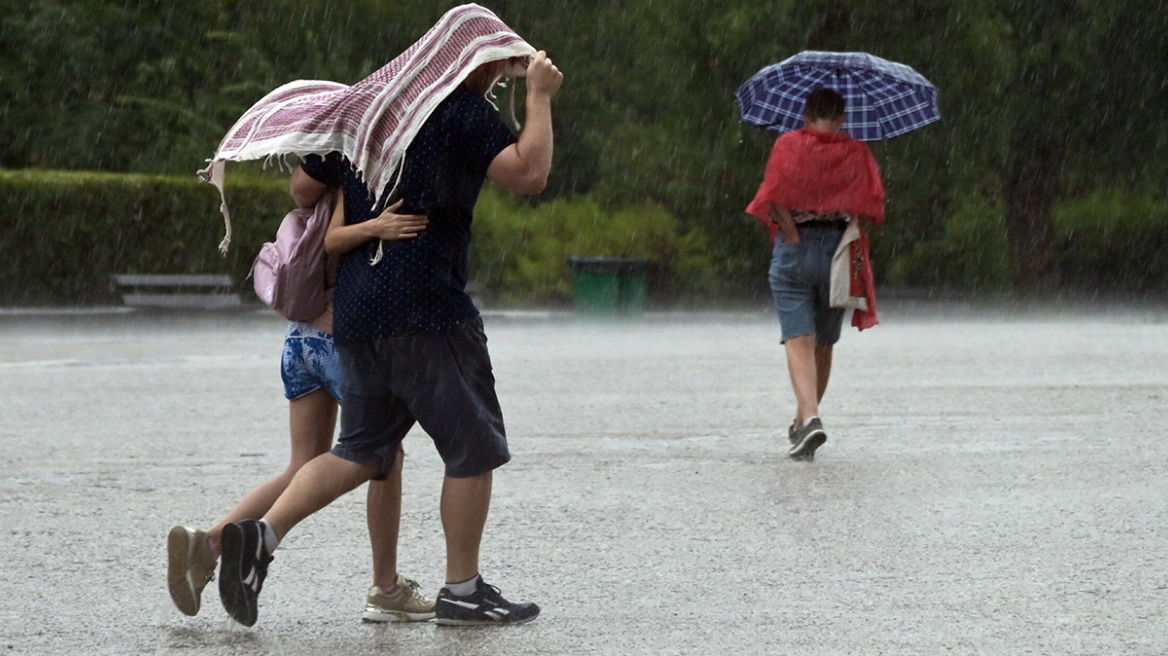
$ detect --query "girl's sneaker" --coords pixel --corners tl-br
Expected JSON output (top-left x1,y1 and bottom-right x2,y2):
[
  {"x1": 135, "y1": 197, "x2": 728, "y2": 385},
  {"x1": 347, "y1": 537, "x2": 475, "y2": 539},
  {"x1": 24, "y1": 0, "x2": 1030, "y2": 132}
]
[
  {"x1": 363, "y1": 575, "x2": 437, "y2": 622},
  {"x1": 167, "y1": 526, "x2": 217, "y2": 616}
]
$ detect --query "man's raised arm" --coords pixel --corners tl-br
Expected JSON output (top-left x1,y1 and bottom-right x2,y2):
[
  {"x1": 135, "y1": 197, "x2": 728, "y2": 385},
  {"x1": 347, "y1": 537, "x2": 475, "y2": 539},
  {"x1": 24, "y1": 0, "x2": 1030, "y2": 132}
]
[{"x1": 486, "y1": 51, "x2": 563, "y2": 195}]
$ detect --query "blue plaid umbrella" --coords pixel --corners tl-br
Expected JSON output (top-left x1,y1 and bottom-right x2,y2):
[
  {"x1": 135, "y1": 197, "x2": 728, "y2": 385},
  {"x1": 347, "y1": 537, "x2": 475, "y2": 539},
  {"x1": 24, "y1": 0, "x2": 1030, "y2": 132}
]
[{"x1": 737, "y1": 51, "x2": 940, "y2": 141}]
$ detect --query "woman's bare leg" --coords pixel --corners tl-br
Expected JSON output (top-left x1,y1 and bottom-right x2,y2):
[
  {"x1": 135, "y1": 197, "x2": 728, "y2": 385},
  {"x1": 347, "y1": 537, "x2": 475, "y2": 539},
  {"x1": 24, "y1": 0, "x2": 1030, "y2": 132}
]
[{"x1": 368, "y1": 446, "x2": 404, "y2": 590}]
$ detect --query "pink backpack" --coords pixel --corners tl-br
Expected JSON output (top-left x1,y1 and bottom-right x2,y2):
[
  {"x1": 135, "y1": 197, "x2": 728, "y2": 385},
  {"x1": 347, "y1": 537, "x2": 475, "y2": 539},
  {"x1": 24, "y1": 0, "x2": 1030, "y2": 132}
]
[{"x1": 251, "y1": 195, "x2": 332, "y2": 321}]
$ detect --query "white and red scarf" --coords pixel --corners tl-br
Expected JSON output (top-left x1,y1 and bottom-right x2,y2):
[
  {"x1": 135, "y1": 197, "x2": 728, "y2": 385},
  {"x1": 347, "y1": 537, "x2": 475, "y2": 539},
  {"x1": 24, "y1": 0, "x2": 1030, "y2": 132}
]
[{"x1": 199, "y1": 3, "x2": 535, "y2": 253}]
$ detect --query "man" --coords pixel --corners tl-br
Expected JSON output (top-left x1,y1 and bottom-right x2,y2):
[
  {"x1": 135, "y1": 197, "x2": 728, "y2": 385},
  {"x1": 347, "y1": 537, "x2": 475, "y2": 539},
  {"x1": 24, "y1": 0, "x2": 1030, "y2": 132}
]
[
  {"x1": 215, "y1": 27, "x2": 562, "y2": 627},
  {"x1": 746, "y1": 88, "x2": 885, "y2": 461}
]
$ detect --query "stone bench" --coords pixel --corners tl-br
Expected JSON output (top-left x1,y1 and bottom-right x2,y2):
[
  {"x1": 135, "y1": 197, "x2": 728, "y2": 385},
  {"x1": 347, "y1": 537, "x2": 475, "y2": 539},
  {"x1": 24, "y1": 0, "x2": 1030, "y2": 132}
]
[{"x1": 112, "y1": 274, "x2": 242, "y2": 310}]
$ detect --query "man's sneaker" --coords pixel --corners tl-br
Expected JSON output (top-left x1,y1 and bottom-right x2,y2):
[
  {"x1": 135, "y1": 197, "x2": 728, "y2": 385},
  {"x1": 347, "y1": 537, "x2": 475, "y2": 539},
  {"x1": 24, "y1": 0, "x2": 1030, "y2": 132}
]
[
  {"x1": 434, "y1": 577, "x2": 539, "y2": 626},
  {"x1": 167, "y1": 526, "x2": 217, "y2": 616},
  {"x1": 788, "y1": 417, "x2": 827, "y2": 460},
  {"x1": 363, "y1": 575, "x2": 436, "y2": 622},
  {"x1": 218, "y1": 520, "x2": 273, "y2": 627},
  {"x1": 786, "y1": 422, "x2": 812, "y2": 461}
]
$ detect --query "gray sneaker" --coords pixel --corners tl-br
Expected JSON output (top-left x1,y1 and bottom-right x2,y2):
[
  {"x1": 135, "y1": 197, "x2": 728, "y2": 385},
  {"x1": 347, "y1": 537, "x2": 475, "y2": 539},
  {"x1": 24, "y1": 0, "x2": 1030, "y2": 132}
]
[
  {"x1": 167, "y1": 526, "x2": 218, "y2": 616},
  {"x1": 363, "y1": 575, "x2": 436, "y2": 622},
  {"x1": 787, "y1": 418, "x2": 827, "y2": 460}
]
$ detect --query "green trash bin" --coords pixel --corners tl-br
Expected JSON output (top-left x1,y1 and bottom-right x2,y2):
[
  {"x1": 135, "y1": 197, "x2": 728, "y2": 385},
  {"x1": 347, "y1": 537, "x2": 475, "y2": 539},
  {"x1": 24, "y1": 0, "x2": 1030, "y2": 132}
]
[{"x1": 567, "y1": 257, "x2": 651, "y2": 315}]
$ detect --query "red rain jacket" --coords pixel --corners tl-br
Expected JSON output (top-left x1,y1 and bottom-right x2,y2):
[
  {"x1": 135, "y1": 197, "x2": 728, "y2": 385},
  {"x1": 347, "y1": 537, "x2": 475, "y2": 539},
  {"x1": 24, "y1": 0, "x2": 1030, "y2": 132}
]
[{"x1": 746, "y1": 127, "x2": 885, "y2": 330}]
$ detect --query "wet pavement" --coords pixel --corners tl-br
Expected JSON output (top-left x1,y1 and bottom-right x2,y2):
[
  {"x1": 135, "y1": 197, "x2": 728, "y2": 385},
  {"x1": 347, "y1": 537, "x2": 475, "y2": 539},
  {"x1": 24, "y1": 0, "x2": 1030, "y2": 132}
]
[{"x1": 2, "y1": 304, "x2": 1167, "y2": 655}]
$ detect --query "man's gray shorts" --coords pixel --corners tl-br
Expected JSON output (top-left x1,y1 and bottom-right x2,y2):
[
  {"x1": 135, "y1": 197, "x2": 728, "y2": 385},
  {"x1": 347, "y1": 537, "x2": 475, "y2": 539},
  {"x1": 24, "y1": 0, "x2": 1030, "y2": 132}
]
[{"x1": 331, "y1": 316, "x2": 510, "y2": 478}]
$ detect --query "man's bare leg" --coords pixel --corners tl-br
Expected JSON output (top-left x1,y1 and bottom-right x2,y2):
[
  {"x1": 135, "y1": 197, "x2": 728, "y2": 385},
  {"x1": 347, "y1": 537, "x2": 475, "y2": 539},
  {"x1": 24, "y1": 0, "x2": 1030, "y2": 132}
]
[
  {"x1": 170, "y1": 390, "x2": 337, "y2": 617},
  {"x1": 815, "y1": 343, "x2": 833, "y2": 403},
  {"x1": 441, "y1": 470, "x2": 492, "y2": 584},
  {"x1": 207, "y1": 389, "x2": 337, "y2": 548},
  {"x1": 785, "y1": 334, "x2": 820, "y2": 424},
  {"x1": 785, "y1": 335, "x2": 829, "y2": 459},
  {"x1": 263, "y1": 452, "x2": 379, "y2": 540},
  {"x1": 218, "y1": 453, "x2": 376, "y2": 626},
  {"x1": 432, "y1": 468, "x2": 538, "y2": 625}
]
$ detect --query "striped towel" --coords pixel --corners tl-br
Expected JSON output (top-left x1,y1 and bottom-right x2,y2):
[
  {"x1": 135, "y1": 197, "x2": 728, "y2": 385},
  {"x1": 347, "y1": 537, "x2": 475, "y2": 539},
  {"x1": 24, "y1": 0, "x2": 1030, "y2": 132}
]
[{"x1": 198, "y1": 3, "x2": 535, "y2": 253}]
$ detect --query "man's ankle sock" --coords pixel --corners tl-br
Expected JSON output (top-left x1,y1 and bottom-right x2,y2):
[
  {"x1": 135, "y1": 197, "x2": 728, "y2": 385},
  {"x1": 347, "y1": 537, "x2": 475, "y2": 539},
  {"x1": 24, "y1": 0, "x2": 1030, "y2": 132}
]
[
  {"x1": 443, "y1": 574, "x2": 480, "y2": 597},
  {"x1": 803, "y1": 416, "x2": 819, "y2": 428},
  {"x1": 257, "y1": 519, "x2": 280, "y2": 554}
]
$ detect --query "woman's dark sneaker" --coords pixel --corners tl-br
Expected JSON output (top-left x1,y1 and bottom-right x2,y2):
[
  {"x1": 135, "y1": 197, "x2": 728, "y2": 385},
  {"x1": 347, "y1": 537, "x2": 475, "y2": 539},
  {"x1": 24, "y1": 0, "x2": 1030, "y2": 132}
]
[
  {"x1": 787, "y1": 417, "x2": 827, "y2": 460},
  {"x1": 218, "y1": 520, "x2": 273, "y2": 627},
  {"x1": 434, "y1": 577, "x2": 540, "y2": 626}
]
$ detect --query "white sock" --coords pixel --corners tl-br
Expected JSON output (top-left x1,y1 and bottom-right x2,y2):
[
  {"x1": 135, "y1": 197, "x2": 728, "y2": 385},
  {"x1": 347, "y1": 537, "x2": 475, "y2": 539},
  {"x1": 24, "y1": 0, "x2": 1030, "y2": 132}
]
[
  {"x1": 258, "y1": 519, "x2": 280, "y2": 554},
  {"x1": 803, "y1": 416, "x2": 819, "y2": 428},
  {"x1": 443, "y1": 574, "x2": 480, "y2": 597}
]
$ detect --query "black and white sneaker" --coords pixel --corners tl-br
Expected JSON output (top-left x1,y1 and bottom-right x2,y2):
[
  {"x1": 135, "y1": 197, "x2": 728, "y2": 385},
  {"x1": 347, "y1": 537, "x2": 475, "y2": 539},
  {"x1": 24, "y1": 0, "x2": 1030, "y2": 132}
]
[
  {"x1": 434, "y1": 577, "x2": 540, "y2": 626},
  {"x1": 787, "y1": 422, "x2": 811, "y2": 461},
  {"x1": 787, "y1": 417, "x2": 827, "y2": 460},
  {"x1": 218, "y1": 520, "x2": 273, "y2": 627}
]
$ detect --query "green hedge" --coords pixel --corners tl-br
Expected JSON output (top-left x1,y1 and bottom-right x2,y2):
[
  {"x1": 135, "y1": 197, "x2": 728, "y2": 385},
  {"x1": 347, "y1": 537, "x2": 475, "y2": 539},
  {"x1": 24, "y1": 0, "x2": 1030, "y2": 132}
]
[
  {"x1": 472, "y1": 186, "x2": 715, "y2": 305},
  {"x1": 0, "y1": 169, "x2": 717, "y2": 307},
  {"x1": 6, "y1": 169, "x2": 1163, "y2": 307},
  {"x1": 0, "y1": 169, "x2": 289, "y2": 305}
]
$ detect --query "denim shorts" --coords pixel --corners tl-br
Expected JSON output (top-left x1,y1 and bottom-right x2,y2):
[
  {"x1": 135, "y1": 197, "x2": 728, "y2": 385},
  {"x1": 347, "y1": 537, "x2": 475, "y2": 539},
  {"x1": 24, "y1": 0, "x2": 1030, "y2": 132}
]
[
  {"x1": 281, "y1": 322, "x2": 344, "y2": 401},
  {"x1": 332, "y1": 316, "x2": 510, "y2": 479},
  {"x1": 768, "y1": 226, "x2": 847, "y2": 345}
]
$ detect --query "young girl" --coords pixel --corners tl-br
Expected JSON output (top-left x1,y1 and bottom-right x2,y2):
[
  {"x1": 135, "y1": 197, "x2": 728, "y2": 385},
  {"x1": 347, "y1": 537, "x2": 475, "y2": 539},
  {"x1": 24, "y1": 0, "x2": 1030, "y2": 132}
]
[{"x1": 167, "y1": 187, "x2": 431, "y2": 622}]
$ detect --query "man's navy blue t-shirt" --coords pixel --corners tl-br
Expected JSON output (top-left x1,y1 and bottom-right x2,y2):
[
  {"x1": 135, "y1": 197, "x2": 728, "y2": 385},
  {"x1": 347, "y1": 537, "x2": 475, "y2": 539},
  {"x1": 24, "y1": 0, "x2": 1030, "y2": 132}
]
[{"x1": 302, "y1": 85, "x2": 517, "y2": 343}]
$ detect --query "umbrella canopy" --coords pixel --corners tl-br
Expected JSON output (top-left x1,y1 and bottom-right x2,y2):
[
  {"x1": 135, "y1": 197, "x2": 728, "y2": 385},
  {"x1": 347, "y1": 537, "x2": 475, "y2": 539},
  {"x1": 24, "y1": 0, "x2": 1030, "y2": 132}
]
[{"x1": 737, "y1": 51, "x2": 940, "y2": 141}]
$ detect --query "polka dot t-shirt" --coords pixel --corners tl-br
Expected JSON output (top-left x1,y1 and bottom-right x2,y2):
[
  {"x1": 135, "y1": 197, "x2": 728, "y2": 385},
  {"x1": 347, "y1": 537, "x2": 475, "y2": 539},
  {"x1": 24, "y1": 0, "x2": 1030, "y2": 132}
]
[{"x1": 302, "y1": 85, "x2": 517, "y2": 344}]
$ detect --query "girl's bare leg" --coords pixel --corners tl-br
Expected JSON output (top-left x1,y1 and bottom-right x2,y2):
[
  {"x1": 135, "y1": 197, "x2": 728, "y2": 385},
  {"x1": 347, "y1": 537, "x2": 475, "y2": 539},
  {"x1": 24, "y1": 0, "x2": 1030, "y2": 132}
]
[{"x1": 368, "y1": 446, "x2": 404, "y2": 590}]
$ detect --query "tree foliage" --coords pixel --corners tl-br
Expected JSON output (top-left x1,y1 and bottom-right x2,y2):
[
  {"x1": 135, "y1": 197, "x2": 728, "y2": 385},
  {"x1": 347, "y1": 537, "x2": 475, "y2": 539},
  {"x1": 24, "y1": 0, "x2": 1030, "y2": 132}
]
[{"x1": 2, "y1": 0, "x2": 1166, "y2": 298}]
